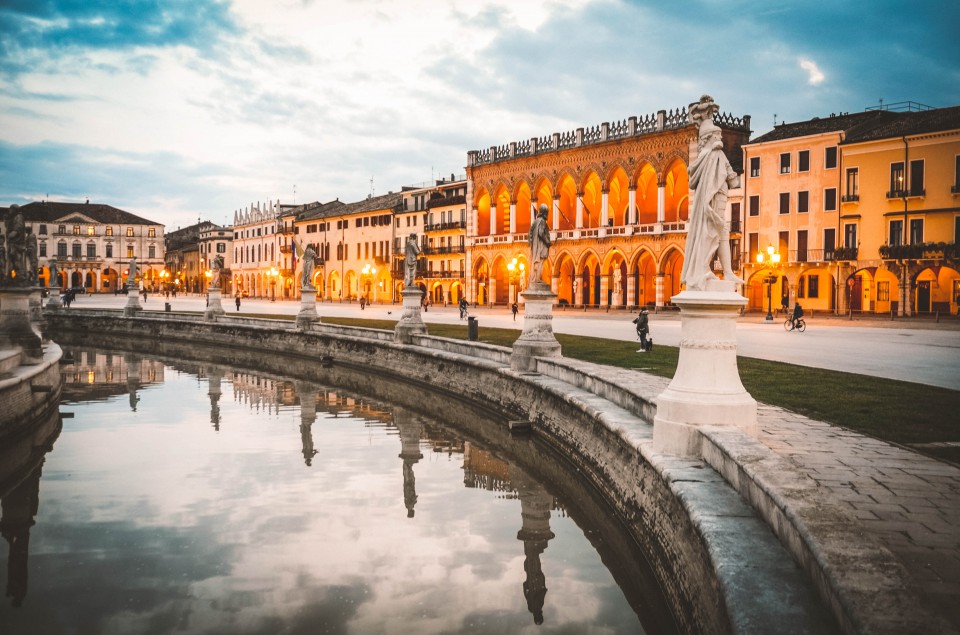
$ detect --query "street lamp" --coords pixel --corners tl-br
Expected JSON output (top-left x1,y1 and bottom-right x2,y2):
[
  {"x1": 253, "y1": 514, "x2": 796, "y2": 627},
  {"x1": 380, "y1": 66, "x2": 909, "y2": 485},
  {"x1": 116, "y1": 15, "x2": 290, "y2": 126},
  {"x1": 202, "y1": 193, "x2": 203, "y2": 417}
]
[
  {"x1": 270, "y1": 266, "x2": 278, "y2": 302},
  {"x1": 506, "y1": 257, "x2": 526, "y2": 302},
  {"x1": 756, "y1": 245, "x2": 781, "y2": 322},
  {"x1": 361, "y1": 263, "x2": 377, "y2": 303}
]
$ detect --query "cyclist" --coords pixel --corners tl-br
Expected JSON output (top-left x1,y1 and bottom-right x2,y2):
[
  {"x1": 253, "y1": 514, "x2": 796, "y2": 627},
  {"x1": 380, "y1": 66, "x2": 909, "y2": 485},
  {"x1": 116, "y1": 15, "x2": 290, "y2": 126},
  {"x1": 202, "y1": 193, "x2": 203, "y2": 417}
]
[
  {"x1": 790, "y1": 302, "x2": 804, "y2": 330},
  {"x1": 458, "y1": 297, "x2": 469, "y2": 320}
]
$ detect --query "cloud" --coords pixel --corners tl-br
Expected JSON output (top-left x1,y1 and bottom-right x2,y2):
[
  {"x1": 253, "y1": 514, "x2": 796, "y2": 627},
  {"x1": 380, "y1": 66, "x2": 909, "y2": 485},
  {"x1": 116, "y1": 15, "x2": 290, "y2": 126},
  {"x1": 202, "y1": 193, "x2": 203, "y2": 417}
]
[{"x1": 799, "y1": 58, "x2": 825, "y2": 86}]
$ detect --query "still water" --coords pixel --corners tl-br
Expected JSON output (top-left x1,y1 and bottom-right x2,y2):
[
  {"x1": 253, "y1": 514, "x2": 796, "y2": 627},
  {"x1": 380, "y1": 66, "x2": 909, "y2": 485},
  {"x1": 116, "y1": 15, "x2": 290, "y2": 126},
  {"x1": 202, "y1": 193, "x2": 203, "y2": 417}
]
[{"x1": 1, "y1": 348, "x2": 674, "y2": 634}]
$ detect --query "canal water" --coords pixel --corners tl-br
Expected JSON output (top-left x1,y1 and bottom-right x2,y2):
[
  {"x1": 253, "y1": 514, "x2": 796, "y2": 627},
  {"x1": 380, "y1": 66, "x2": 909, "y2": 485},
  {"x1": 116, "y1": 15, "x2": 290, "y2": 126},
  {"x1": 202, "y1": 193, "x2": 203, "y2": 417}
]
[{"x1": 1, "y1": 347, "x2": 677, "y2": 634}]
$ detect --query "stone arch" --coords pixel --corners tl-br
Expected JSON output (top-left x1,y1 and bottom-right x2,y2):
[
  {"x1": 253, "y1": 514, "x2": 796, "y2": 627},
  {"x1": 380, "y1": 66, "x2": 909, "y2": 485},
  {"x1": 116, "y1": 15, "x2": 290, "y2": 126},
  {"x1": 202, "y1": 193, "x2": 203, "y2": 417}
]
[
  {"x1": 556, "y1": 173, "x2": 577, "y2": 231},
  {"x1": 631, "y1": 248, "x2": 657, "y2": 309},
  {"x1": 795, "y1": 265, "x2": 836, "y2": 313},
  {"x1": 634, "y1": 162, "x2": 658, "y2": 225},
  {"x1": 581, "y1": 171, "x2": 603, "y2": 229},
  {"x1": 514, "y1": 181, "x2": 534, "y2": 235},
  {"x1": 662, "y1": 157, "x2": 690, "y2": 223},
  {"x1": 474, "y1": 187, "x2": 492, "y2": 237},
  {"x1": 473, "y1": 256, "x2": 490, "y2": 305},
  {"x1": 577, "y1": 250, "x2": 602, "y2": 307},
  {"x1": 660, "y1": 246, "x2": 684, "y2": 304},
  {"x1": 553, "y1": 250, "x2": 577, "y2": 305},
  {"x1": 602, "y1": 248, "x2": 628, "y2": 308},
  {"x1": 328, "y1": 270, "x2": 341, "y2": 300},
  {"x1": 490, "y1": 254, "x2": 510, "y2": 305},
  {"x1": 607, "y1": 166, "x2": 630, "y2": 227},
  {"x1": 492, "y1": 184, "x2": 511, "y2": 236}
]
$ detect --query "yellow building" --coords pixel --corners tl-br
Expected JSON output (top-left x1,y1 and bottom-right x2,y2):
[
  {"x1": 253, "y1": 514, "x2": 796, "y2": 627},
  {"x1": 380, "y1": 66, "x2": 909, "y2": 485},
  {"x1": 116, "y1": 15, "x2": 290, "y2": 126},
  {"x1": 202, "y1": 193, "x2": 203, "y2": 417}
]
[
  {"x1": 465, "y1": 105, "x2": 752, "y2": 308},
  {"x1": 743, "y1": 103, "x2": 960, "y2": 316}
]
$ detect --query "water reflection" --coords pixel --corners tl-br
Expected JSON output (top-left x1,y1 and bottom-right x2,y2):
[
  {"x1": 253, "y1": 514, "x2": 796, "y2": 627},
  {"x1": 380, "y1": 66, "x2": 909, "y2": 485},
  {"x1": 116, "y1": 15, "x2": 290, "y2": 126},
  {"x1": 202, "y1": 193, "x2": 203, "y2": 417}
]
[{"x1": 0, "y1": 346, "x2": 673, "y2": 634}]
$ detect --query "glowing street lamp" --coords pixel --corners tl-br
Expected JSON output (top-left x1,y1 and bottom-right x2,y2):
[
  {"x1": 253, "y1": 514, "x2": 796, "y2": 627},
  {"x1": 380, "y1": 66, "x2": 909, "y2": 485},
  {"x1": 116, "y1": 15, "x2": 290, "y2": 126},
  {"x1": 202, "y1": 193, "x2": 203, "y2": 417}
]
[
  {"x1": 270, "y1": 266, "x2": 279, "y2": 302},
  {"x1": 755, "y1": 245, "x2": 781, "y2": 322},
  {"x1": 361, "y1": 263, "x2": 377, "y2": 303},
  {"x1": 506, "y1": 257, "x2": 526, "y2": 302}
]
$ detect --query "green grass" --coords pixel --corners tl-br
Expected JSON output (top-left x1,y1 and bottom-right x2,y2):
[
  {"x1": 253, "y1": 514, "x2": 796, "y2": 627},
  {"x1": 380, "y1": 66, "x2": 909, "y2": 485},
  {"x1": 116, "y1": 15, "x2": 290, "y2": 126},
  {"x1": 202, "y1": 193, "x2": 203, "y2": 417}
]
[{"x1": 321, "y1": 316, "x2": 960, "y2": 463}]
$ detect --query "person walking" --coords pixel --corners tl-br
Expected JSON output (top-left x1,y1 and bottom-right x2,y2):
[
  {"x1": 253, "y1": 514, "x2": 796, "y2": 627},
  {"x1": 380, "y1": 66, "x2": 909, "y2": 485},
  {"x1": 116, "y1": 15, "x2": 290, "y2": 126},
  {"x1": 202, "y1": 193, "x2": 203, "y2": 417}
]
[
  {"x1": 633, "y1": 308, "x2": 651, "y2": 352},
  {"x1": 511, "y1": 302, "x2": 519, "y2": 321},
  {"x1": 235, "y1": 294, "x2": 241, "y2": 312}
]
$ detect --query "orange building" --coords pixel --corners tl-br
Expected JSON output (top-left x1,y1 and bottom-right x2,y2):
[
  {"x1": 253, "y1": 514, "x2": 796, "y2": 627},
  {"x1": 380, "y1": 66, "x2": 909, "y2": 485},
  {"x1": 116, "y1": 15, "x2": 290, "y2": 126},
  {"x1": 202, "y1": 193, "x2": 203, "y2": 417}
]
[
  {"x1": 465, "y1": 106, "x2": 751, "y2": 308},
  {"x1": 743, "y1": 104, "x2": 960, "y2": 315}
]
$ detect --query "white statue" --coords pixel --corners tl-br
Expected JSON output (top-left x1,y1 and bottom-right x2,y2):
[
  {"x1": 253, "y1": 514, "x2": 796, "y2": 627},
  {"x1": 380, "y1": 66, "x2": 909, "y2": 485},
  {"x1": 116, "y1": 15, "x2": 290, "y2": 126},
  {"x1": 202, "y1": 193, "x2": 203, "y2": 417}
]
[
  {"x1": 404, "y1": 234, "x2": 421, "y2": 288},
  {"x1": 301, "y1": 244, "x2": 316, "y2": 289},
  {"x1": 680, "y1": 95, "x2": 744, "y2": 291},
  {"x1": 528, "y1": 204, "x2": 551, "y2": 287}
]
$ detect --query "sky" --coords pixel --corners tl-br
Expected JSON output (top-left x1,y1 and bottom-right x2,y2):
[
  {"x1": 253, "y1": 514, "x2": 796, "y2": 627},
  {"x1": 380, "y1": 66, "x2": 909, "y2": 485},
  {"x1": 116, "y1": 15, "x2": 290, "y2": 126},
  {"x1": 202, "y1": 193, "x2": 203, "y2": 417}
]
[{"x1": 1, "y1": 0, "x2": 958, "y2": 231}]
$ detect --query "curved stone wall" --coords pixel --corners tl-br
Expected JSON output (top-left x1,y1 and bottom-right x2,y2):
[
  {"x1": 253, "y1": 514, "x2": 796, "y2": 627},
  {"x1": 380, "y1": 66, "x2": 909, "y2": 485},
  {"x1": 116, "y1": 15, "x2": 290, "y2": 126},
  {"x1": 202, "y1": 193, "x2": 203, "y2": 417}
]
[{"x1": 45, "y1": 310, "x2": 836, "y2": 634}]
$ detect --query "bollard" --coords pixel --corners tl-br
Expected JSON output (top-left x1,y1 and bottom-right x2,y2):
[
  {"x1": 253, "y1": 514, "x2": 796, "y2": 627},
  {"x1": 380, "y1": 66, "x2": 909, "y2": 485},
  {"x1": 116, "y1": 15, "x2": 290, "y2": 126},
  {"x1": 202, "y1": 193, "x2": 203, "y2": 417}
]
[
  {"x1": 467, "y1": 316, "x2": 479, "y2": 341},
  {"x1": 165, "y1": 302, "x2": 171, "y2": 312}
]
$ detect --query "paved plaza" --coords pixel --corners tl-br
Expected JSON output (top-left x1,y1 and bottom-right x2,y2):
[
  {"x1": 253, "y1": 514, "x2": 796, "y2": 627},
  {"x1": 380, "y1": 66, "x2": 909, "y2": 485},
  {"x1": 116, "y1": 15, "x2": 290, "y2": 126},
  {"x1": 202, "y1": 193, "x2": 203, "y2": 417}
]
[{"x1": 63, "y1": 292, "x2": 960, "y2": 630}]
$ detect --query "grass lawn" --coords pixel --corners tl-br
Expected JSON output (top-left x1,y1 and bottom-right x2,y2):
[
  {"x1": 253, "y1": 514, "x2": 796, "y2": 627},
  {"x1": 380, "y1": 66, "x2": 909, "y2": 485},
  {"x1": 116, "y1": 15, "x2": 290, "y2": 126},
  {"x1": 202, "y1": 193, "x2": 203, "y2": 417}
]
[{"x1": 320, "y1": 316, "x2": 960, "y2": 464}]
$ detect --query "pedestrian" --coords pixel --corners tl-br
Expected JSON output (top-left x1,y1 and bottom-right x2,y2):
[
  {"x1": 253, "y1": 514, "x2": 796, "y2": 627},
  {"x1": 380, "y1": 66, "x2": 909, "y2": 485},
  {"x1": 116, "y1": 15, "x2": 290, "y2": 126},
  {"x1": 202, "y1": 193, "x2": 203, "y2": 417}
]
[
  {"x1": 511, "y1": 302, "x2": 518, "y2": 321},
  {"x1": 633, "y1": 307, "x2": 651, "y2": 352},
  {"x1": 360, "y1": 296, "x2": 366, "y2": 310},
  {"x1": 235, "y1": 294, "x2": 241, "y2": 311}
]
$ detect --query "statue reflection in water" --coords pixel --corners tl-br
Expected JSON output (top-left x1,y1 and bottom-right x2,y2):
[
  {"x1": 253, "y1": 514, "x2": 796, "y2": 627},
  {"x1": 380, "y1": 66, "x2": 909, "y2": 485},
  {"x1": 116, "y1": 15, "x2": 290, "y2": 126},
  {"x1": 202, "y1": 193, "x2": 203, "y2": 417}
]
[
  {"x1": 394, "y1": 409, "x2": 423, "y2": 518},
  {"x1": 298, "y1": 383, "x2": 319, "y2": 466},
  {"x1": 207, "y1": 366, "x2": 223, "y2": 431},
  {"x1": 510, "y1": 463, "x2": 555, "y2": 625},
  {"x1": 125, "y1": 353, "x2": 140, "y2": 411},
  {"x1": 0, "y1": 466, "x2": 40, "y2": 608}
]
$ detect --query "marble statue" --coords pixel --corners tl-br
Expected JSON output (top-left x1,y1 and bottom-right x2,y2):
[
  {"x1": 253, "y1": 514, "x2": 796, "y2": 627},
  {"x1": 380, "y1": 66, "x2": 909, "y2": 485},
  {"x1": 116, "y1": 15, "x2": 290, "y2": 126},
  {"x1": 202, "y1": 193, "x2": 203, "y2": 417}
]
[
  {"x1": 681, "y1": 95, "x2": 744, "y2": 291},
  {"x1": 210, "y1": 255, "x2": 224, "y2": 289},
  {"x1": 26, "y1": 228, "x2": 38, "y2": 284},
  {"x1": 404, "y1": 233, "x2": 421, "y2": 288},
  {"x1": 48, "y1": 259, "x2": 59, "y2": 289},
  {"x1": 4, "y1": 204, "x2": 26, "y2": 284},
  {"x1": 301, "y1": 244, "x2": 316, "y2": 289},
  {"x1": 528, "y1": 204, "x2": 551, "y2": 287},
  {"x1": 127, "y1": 256, "x2": 138, "y2": 288}
]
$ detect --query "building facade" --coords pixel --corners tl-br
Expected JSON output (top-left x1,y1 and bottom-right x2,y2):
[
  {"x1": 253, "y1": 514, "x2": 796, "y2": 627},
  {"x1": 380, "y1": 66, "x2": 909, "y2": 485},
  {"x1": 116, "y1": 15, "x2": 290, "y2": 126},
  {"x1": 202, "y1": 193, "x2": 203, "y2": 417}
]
[
  {"x1": 465, "y1": 105, "x2": 752, "y2": 308},
  {"x1": 743, "y1": 103, "x2": 960, "y2": 315},
  {"x1": 232, "y1": 202, "x2": 283, "y2": 299},
  {"x1": 9, "y1": 201, "x2": 164, "y2": 292}
]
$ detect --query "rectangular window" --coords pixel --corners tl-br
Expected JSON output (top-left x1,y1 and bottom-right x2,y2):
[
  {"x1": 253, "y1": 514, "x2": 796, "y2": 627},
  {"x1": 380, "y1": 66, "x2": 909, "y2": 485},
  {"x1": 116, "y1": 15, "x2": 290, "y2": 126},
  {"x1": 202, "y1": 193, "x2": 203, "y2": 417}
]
[
  {"x1": 58, "y1": 242, "x2": 67, "y2": 257},
  {"x1": 39, "y1": 224, "x2": 47, "y2": 235},
  {"x1": 126, "y1": 227, "x2": 134, "y2": 237},
  {"x1": 889, "y1": 220, "x2": 903, "y2": 246},
  {"x1": 148, "y1": 228, "x2": 156, "y2": 237},
  {"x1": 39, "y1": 242, "x2": 47, "y2": 257},
  {"x1": 730, "y1": 202, "x2": 741, "y2": 232},
  {"x1": 72, "y1": 243, "x2": 82, "y2": 258},
  {"x1": 216, "y1": 242, "x2": 226, "y2": 253},
  {"x1": 798, "y1": 150, "x2": 810, "y2": 172},
  {"x1": 824, "y1": 188, "x2": 837, "y2": 211},
  {"x1": 749, "y1": 156, "x2": 760, "y2": 177},
  {"x1": 148, "y1": 245, "x2": 156, "y2": 258},
  {"x1": 797, "y1": 230, "x2": 808, "y2": 262},
  {"x1": 955, "y1": 156, "x2": 960, "y2": 192},
  {"x1": 363, "y1": 217, "x2": 370, "y2": 227},
  {"x1": 909, "y1": 160, "x2": 925, "y2": 196},
  {"x1": 73, "y1": 225, "x2": 81, "y2": 235},
  {"x1": 825, "y1": 146, "x2": 838, "y2": 169},
  {"x1": 955, "y1": 216, "x2": 960, "y2": 244},
  {"x1": 86, "y1": 243, "x2": 96, "y2": 258},
  {"x1": 127, "y1": 245, "x2": 134, "y2": 258},
  {"x1": 890, "y1": 162, "x2": 905, "y2": 196},
  {"x1": 748, "y1": 232, "x2": 759, "y2": 262},
  {"x1": 58, "y1": 225, "x2": 65, "y2": 234},
  {"x1": 106, "y1": 244, "x2": 113, "y2": 258},
  {"x1": 749, "y1": 195, "x2": 760, "y2": 216},
  {"x1": 797, "y1": 276, "x2": 806, "y2": 298},
  {"x1": 845, "y1": 168, "x2": 859, "y2": 200},
  {"x1": 87, "y1": 226, "x2": 95, "y2": 236},
  {"x1": 808, "y1": 275, "x2": 819, "y2": 298},
  {"x1": 877, "y1": 281, "x2": 890, "y2": 302},
  {"x1": 778, "y1": 231, "x2": 789, "y2": 256},
  {"x1": 798, "y1": 191, "x2": 809, "y2": 214},
  {"x1": 779, "y1": 193, "x2": 790, "y2": 214},
  {"x1": 909, "y1": 218, "x2": 923, "y2": 244},
  {"x1": 779, "y1": 153, "x2": 791, "y2": 174},
  {"x1": 106, "y1": 227, "x2": 113, "y2": 236},
  {"x1": 844, "y1": 224, "x2": 857, "y2": 249}
]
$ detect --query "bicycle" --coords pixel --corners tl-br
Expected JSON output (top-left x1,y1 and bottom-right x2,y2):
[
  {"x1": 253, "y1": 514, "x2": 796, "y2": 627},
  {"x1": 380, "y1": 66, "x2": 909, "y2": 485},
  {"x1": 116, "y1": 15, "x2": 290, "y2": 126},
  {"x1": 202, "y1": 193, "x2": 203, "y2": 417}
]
[{"x1": 784, "y1": 317, "x2": 806, "y2": 332}]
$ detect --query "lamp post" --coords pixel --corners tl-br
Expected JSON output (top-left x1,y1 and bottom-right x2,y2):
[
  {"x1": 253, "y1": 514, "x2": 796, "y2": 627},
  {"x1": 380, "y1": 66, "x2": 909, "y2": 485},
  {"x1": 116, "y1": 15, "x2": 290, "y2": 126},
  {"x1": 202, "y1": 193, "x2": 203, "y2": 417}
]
[
  {"x1": 755, "y1": 245, "x2": 781, "y2": 322},
  {"x1": 507, "y1": 257, "x2": 526, "y2": 303},
  {"x1": 270, "y1": 266, "x2": 278, "y2": 302},
  {"x1": 159, "y1": 269, "x2": 169, "y2": 294},
  {"x1": 361, "y1": 263, "x2": 377, "y2": 303}
]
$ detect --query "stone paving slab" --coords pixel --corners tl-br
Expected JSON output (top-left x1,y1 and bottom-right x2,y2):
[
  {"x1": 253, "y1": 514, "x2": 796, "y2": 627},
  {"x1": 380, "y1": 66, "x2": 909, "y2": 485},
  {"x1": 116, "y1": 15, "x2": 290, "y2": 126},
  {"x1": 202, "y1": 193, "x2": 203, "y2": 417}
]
[{"x1": 753, "y1": 403, "x2": 960, "y2": 632}]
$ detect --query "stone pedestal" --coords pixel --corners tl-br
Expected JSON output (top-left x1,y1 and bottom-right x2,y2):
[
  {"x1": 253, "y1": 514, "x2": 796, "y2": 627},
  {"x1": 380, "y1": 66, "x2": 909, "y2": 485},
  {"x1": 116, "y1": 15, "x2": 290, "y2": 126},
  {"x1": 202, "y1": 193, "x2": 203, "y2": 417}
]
[
  {"x1": 394, "y1": 287, "x2": 427, "y2": 344},
  {"x1": 0, "y1": 288, "x2": 43, "y2": 364},
  {"x1": 205, "y1": 288, "x2": 226, "y2": 320},
  {"x1": 511, "y1": 285, "x2": 561, "y2": 372},
  {"x1": 653, "y1": 280, "x2": 756, "y2": 457},
  {"x1": 45, "y1": 287, "x2": 63, "y2": 310},
  {"x1": 296, "y1": 286, "x2": 319, "y2": 328},
  {"x1": 123, "y1": 284, "x2": 142, "y2": 316}
]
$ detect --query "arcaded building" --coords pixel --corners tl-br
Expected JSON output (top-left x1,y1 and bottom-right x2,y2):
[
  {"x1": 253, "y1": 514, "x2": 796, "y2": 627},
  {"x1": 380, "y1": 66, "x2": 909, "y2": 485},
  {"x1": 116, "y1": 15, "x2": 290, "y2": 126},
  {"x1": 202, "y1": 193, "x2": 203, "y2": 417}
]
[{"x1": 464, "y1": 104, "x2": 751, "y2": 308}]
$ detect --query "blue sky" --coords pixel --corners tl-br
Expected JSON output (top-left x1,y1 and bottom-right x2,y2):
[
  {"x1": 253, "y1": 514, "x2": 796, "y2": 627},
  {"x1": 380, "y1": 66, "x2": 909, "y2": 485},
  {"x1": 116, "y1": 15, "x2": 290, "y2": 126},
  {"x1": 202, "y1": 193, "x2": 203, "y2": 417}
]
[{"x1": 2, "y1": 0, "x2": 958, "y2": 230}]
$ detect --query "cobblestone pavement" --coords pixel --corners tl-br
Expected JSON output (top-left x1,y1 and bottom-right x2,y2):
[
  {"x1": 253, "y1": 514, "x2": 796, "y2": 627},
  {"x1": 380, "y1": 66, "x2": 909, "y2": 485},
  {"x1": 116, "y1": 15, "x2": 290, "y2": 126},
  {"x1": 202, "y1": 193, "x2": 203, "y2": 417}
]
[{"x1": 757, "y1": 404, "x2": 960, "y2": 630}]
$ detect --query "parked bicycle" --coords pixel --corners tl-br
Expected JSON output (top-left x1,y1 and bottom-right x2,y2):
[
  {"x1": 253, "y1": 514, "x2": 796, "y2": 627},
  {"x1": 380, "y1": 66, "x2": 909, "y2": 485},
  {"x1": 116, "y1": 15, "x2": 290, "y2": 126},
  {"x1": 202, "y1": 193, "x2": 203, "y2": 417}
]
[{"x1": 784, "y1": 317, "x2": 806, "y2": 332}]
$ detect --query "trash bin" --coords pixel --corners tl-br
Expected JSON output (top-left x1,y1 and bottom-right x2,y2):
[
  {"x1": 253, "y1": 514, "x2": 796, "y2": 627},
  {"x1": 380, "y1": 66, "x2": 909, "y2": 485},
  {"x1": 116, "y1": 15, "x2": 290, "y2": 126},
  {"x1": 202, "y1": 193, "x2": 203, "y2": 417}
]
[
  {"x1": 467, "y1": 316, "x2": 478, "y2": 341},
  {"x1": 165, "y1": 302, "x2": 171, "y2": 312}
]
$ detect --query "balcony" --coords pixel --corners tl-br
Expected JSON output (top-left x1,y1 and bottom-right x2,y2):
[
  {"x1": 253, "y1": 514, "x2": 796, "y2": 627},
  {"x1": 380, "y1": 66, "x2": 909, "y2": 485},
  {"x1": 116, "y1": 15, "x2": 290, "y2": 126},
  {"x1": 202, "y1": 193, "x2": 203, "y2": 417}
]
[
  {"x1": 280, "y1": 245, "x2": 292, "y2": 254},
  {"x1": 423, "y1": 270, "x2": 465, "y2": 279},
  {"x1": 841, "y1": 194, "x2": 859, "y2": 203},
  {"x1": 825, "y1": 247, "x2": 858, "y2": 261},
  {"x1": 879, "y1": 241, "x2": 958, "y2": 260},
  {"x1": 422, "y1": 245, "x2": 466, "y2": 255},
  {"x1": 952, "y1": 184, "x2": 960, "y2": 194},
  {"x1": 424, "y1": 220, "x2": 467, "y2": 233},
  {"x1": 886, "y1": 189, "x2": 925, "y2": 199}
]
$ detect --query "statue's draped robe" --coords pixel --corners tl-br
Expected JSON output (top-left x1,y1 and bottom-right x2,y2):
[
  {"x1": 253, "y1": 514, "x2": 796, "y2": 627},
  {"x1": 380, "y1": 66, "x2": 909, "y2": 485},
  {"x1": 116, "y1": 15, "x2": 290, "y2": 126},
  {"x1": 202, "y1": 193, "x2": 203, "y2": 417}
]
[{"x1": 681, "y1": 141, "x2": 736, "y2": 290}]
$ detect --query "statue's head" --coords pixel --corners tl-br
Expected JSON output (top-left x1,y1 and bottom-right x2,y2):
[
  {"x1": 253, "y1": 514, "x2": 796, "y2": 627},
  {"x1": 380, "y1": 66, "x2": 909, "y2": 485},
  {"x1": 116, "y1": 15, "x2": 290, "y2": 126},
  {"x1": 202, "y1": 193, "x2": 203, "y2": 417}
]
[
  {"x1": 409, "y1": 233, "x2": 417, "y2": 240},
  {"x1": 539, "y1": 203, "x2": 549, "y2": 217}
]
